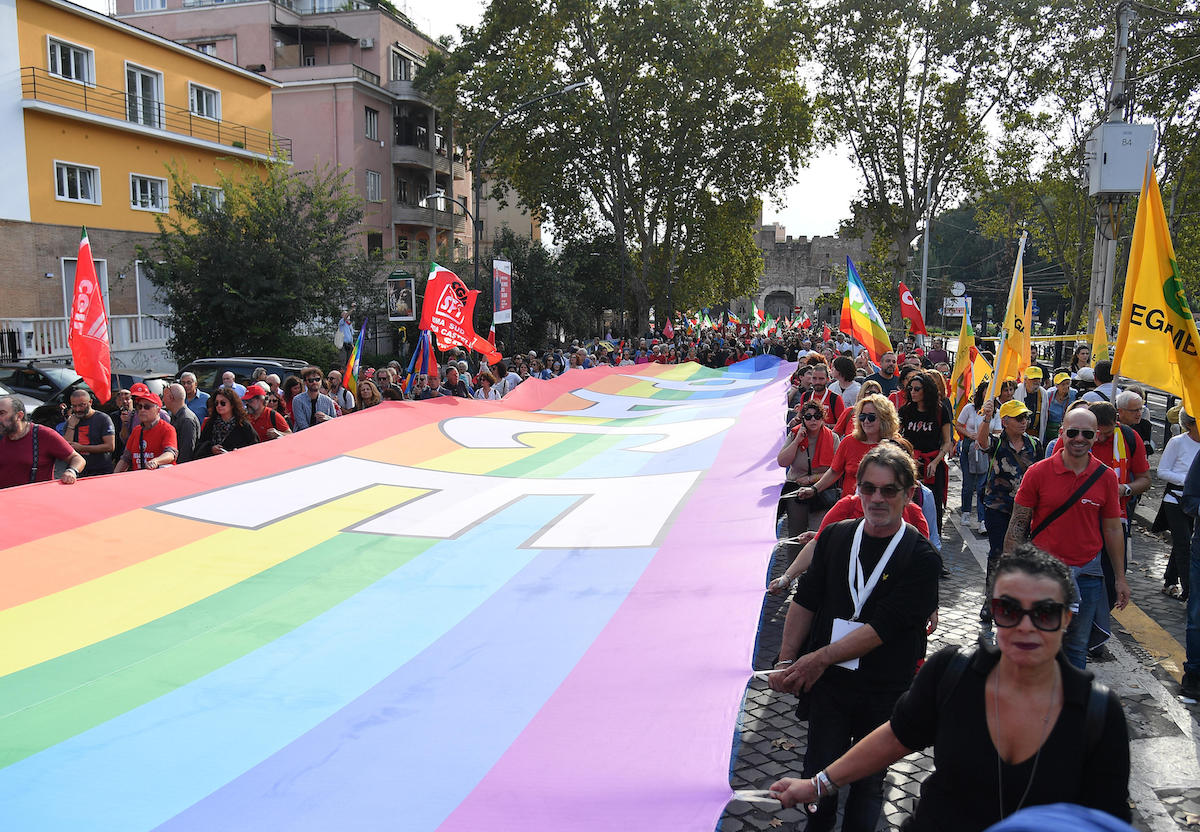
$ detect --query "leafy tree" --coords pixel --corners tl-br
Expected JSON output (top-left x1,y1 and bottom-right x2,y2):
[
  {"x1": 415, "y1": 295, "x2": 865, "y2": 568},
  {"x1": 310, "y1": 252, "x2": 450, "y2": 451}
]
[
  {"x1": 419, "y1": 0, "x2": 815, "y2": 334},
  {"x1": 140, "y1": 162, "x2": 381, "y2": 363},
  {"x1": 814, "y1": 0, "x2": 1049, "y2": 329}
]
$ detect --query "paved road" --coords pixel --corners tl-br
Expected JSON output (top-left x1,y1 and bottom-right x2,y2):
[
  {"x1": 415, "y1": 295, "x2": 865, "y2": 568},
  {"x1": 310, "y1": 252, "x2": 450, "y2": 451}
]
[{"x1": 721, "y1": 464, "x2": 1200, "y2": 831}]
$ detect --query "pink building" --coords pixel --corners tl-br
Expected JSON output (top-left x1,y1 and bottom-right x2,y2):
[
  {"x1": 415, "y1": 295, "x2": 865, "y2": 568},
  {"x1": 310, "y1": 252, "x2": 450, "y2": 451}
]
[{"x1": 114, "y1": 0, "x2": 470, "y2": 266}]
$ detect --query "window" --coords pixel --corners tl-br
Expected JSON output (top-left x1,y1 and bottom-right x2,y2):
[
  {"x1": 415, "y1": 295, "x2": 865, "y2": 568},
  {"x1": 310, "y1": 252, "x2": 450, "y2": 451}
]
[
  {"x1": 134, "y1": 0, "x2": 167, "y2": 9},
  {"x1": 365, "y1": 106, "x2": 378, "y2": 140},
  {"x1": 195, "y1": 42, "x2": 217, "y2": 56},
  {"x1": 415, "y1": 236, "x2": 428, "y2": 259},
  {"x1": 391, "y1": 51, "x2": 411, "y2": 81},
  {"x1": 366, "y1": 232, "x2": 383, "y2": 259},
  {"x1": 366, "y1": 170, "x2": 383, "y2": 203},
  {"x1": 126, "y1": 63, "x2": 163, "y2": 128},
  {"x1": 396, "y1": 237, "x2": 409, "y2": 259},
  {"x1": 395, "y1": 178, "x2": 409, "y2": 204},
  {"x1": 55, "y1": 162, "x2": 100, "y2": 204},
  {"x1": 130, "y1": 174, "x2": 169, "y2": 212},
  {"x1": 47, "y1": 38, "x2": 94, "y2": 85},
  {"x1": 189, "y1": 83, "x2": 221, "y2": 119},
  {"x1": 192, "y1": 184, "x2": 225, "y2": 209}
]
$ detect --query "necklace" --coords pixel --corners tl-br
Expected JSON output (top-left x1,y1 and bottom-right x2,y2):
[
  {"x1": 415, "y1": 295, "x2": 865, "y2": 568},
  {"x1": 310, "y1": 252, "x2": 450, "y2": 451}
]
[{"x1": 992, "y1": 665, "x2": 1059, "y2": 820}]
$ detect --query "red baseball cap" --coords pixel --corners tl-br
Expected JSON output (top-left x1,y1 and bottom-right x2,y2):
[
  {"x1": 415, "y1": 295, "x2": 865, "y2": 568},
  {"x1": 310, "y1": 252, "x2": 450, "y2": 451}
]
[
  {"x1": 242, "y1": 383, "x2": 268, "y2": 401},
  {"x1": 128, "y1": 382, "x2": 162, "y2": 407}
]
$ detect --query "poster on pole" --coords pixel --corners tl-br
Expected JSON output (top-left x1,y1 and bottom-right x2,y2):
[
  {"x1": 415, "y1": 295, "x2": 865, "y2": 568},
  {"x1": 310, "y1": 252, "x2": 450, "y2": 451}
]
[
  {"x1": 493, "y1": 259, "x2": 513, "y2": 325},
  {"x1": 387, "y1": 273, "x2": 416, "y2": 322},
  {"x1": 941, "y1": 297, "x2": 972, "y2": 317}
]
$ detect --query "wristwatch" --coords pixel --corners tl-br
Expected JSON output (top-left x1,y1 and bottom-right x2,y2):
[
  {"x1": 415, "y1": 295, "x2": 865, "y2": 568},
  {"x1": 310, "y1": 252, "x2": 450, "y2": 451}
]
[{"x1": 1121, "y1": 483, "x2": 1132, "y2": 497}]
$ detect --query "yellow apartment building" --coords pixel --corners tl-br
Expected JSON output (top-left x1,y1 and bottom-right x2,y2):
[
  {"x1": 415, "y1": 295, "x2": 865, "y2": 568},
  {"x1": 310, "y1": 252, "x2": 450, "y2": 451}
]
[{"x1": 0, "y1": 0, "x2": 287, "y2": 369}]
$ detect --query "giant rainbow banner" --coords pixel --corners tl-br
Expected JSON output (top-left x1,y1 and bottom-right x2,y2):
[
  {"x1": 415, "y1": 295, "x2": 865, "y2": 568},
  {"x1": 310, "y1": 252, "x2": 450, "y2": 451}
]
[{"x1": 0, "y1": 358, "x2": 786, "y2": 830}]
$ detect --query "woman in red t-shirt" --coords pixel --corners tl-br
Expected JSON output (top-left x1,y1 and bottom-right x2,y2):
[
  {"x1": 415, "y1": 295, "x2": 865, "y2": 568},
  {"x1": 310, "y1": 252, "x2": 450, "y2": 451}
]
[
  {"x1": 797, "y1": 393, "x2": 899, "y2": 504},
  {"x1": 777, "y1": 400, "x2": 839, "y2": 550}
]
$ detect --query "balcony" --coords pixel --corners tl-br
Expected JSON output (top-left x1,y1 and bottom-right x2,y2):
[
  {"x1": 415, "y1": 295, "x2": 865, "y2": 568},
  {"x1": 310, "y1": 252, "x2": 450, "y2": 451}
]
[
  {"x1": 270, "y1": 62, "x2": 380, "y2": 86},
  {"x1": 386, "y1": 79, "x2": 432, "y2": 104},
  {"x1": 392, "y1": 204, "x2": 466, "y2": 230},
  {"x1": 20, "y1": 67, "x2": 291, "y2": 162},
  {"x1": 392, "y1": 143, "x2": 431, "y2": 168},
  {"x1": 1, "y1": 315, "x2": 173, "y2": 361}
]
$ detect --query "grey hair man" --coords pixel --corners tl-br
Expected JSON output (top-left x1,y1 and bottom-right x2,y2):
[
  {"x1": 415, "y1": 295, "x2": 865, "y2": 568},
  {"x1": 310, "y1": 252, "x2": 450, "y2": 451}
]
[{"x1": 162, "y1": 383, "x2": 200, "y2": 464}]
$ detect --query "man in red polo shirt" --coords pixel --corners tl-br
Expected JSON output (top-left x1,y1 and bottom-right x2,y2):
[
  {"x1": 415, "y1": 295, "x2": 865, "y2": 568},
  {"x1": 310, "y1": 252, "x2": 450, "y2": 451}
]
[
  {"x1": 1088, "y1": 401, "x2": 1150, "y2": 520},
  {"x1": 113, "y1": 383, "x2": 178, "y2": 472},
  {"x1": 1005, "y1": 407, "x2": 1128, "y2": 669},
  {"x1": 243, "y1": 384, "x2": 291, "y2": 442}
]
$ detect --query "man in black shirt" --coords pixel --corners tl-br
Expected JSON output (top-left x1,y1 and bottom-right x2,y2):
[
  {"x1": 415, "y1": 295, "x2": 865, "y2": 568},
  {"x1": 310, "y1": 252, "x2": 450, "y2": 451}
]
[
  {"x1": 770, "y1": 443, "x2": 940, "y2": 832},
  {"x1": 866, "y1": 351, "x2": 900, "y2": 396}
]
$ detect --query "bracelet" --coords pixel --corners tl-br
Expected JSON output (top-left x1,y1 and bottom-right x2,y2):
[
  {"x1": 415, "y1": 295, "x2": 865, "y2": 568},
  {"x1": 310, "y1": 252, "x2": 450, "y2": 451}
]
[
  {"x1": 775, "y1": 659, "x2": 795, "y2": 667},
  {"x1": 815, "y1": 769, "x2": 840, "y2": 796}
]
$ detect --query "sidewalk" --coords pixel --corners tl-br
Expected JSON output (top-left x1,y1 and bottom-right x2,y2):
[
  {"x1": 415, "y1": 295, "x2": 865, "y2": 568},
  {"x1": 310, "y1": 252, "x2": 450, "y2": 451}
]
[{"x1": 720, "y1": 469, "x2": 1200, "y2": 831}]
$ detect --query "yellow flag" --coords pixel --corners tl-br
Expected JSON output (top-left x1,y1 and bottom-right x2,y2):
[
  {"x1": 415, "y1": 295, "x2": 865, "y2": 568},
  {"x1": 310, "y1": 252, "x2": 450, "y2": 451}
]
[
  {"x1": 991, "y1": 234, "x2": 1030, "y2": 393},
  {"x1": 1112, "y1": 161, "x2": 1200, "y2": 414},
  {"x1": 949, "y1": 314, "x2": 975, "y2": 417},
  {"x1": 1091, "y1": 308, "x2": 1109, "y2": 366}
]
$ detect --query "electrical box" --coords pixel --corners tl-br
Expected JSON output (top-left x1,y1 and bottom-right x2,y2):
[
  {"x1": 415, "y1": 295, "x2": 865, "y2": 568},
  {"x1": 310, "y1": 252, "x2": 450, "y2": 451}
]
[{"x1": 1086, "y1": 123, "x2": 1156, "y2": 196}]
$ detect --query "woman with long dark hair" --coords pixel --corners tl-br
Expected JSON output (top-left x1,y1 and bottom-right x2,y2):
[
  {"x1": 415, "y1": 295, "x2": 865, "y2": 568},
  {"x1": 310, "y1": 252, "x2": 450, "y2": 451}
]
[
  {"x1": 195, "y1": 386, "x2": 258, "y2": 458},
  {"x1": 899, "y1": 370, "x2": 955, "y2": 534}
]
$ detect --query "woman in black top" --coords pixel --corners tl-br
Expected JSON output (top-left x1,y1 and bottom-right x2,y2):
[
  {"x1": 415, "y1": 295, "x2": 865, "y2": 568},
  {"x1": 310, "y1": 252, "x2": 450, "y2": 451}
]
[
  {"x1": 195, "y1": 386, "x2": 258, "y2": 458},
  {"x1": 769, "y1": 545, "x2": 1130, "y2": 829},
  {"x1": 898, "y1": 370, "x2": 954, "y2": 534}
]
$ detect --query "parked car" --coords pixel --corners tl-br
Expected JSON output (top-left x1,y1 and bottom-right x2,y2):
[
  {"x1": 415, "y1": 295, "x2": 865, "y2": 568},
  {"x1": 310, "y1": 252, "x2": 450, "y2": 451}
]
[
  {"x1": 177, "y1": 357, "x2": 310, "y2": 393},
  {"x1": 0, "y1": 362, "x2": 85, "y2": 402},
  {"x1": 0, "y1": 381, "x2": 43, "y2": 412}
]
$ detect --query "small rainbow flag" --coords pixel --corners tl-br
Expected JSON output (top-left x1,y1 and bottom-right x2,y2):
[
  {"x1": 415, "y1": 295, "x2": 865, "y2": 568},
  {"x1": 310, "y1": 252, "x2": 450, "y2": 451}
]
[
  {"x1": 845, "y1": 257, "x2": 893, "y2": 363},
  {"x1": 403, "y1": 329, "x2": 437, "y2": 394},
  {"x1": 343, "y1": 317, "x2": 367, "y2": 391}
]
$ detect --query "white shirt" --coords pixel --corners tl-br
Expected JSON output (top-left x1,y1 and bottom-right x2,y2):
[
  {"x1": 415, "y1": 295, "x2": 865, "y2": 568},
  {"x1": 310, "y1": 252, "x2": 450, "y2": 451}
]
[
  {"x1": 839, "y1": 380, "x2": 861, "y2": 410},
  {"x1": 1082, "y1": 382, "x2": 1116, "y2": 403},
  {"x1": 1157, "y1": 432, "x2": 1200, "y2": 504}
]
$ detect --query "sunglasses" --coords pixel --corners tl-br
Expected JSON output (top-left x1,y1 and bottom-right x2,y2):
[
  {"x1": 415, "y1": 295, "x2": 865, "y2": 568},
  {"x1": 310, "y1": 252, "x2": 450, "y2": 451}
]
[
  {"x1": 907, "y1": 384, "x2": 923, "y2": 391},
  {"x1": 802, "y1": 413, "x2": 823, "y2": 422},
  {"x1": 135, "y1": 402, "x2": 156, "y2": 410},
  {"x1": 1064, "y1": 428, "x2": 1096, "y2": 440},
  {"x1": 1009, "y1": 413, "x2": 1030, "y2": 422},
  {"x1": 858, "y1": 482, "x2": 903, "y2": 498},
  {"x1": 990, "y1": 597, "x2": 1065, "y2": 631},
  {"x1": 306, "y1": 377, "x2": 322, "y2": 383},
  {"x1": 859, "y1": 412, "x2": 878, "y2": 423}
]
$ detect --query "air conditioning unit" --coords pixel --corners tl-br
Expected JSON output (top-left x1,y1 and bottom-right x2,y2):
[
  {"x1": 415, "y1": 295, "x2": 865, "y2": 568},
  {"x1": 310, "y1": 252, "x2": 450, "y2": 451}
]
[{"x1": 359, "y1": 37, "x2": 374, "y2": 48}]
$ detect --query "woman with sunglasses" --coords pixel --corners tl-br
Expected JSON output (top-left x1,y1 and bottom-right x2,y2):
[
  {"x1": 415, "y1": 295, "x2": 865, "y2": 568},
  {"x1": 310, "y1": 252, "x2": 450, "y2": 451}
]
[
  {"x1": 778, "y1": 401, "x2": 840, "y2": 553},
  {"x1": 194, "y1": 386, "x2": 258, "y2": 458},
  {"x1": 975, "y1": 398, "x2": 1043, "y2": 615},
  {"x1": 797, "y1": 393, "x2": 898, "y2": 507},
  {"x1": 770, "y1": 544, "x2": 1130, "y2": 829},
  {"x1": 899, "y1": 370, "x2": 955, "y2": 534}
]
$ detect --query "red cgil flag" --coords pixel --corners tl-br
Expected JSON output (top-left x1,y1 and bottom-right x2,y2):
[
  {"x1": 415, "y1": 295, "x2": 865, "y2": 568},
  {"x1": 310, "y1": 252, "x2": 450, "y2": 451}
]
[
  {"x1": 897, "y1": 281, "x2": 928, "y2": 336},
  {"x1": 420, "y1": 263, "x2": 503, "y2": 365},
  {"x1": 662, "y1": 318, "x2": 674, "y2": 340},
  {"x1": 822, "y1": 324, "x2": 831, "y2": 342},
  {"x1": 68, "y1": 227, "x2": 112, "y2": 403}
]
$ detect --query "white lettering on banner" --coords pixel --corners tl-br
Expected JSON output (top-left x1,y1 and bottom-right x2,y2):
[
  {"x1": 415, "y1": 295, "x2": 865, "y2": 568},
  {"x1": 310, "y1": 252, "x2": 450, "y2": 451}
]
[
  {"x1": 155, "y1": 456, "x2": 700, "y2": 548},
  {"x1": 537, "y1": 388, "x2": 755, "y2": 420},
  {"x1": 439, "y1": 416, "x2": 734, "y2": 452},
  {"x1": 627, "y1": 375, "x2": 768, "y2": 394}
]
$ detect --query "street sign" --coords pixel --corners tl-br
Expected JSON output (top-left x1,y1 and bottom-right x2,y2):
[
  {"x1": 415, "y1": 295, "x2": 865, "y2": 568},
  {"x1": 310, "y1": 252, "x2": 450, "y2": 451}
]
[{"x1": 941, "y1": 297, "x2": 971, "y2": 317}]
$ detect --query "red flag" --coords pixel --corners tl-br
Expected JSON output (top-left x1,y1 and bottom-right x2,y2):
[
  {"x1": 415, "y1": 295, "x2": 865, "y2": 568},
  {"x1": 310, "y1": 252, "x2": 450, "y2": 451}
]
[
  {"x1": 897, "y1": 281, "x2": 928, "y2": 335},
  {"x1": 822, "y1": 324, "x2": 831, "y2": 342},
  {"x1": 662, "y1": 318, "x2": 674, "y2": 340},
  {"x1": 487, "y1": 322, "x2": 496, "y2": 347},
  {"x1": 801, "y1": 314, "x2": 812, "y2": 329},
  {"x1": 840, "y1": 295, "x2": 852, "y2": 334},
  {"x1": 68, "y1": 227, "x2": 111, "y2": 403},
  {"x1": 420, "y1": 263, "x2": 503, "y2": 364}
]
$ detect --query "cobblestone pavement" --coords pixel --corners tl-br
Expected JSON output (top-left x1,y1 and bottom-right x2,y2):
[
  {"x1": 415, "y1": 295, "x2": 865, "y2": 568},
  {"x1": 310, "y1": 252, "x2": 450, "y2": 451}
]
[{"x1": 719, "y1": 466, "x2": 1200, "y2": 832}]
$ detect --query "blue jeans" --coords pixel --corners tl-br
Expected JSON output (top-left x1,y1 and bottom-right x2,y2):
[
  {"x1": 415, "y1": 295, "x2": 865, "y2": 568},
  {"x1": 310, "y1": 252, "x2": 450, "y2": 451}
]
[
  {"x1": 1186, "y1": 524, "x2": 1200, "y2": 676},
  {"x1": 1064, "y1": 574, "x2": 1107, "y2": 670},
  {"x1": 959, "y1": 444, "x2": 985, "y2": 522}
]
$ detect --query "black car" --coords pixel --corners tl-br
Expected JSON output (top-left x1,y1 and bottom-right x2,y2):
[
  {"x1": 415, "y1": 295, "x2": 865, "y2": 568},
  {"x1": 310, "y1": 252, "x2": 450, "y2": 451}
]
[
  {"x1": 178, "y1": 357, "x2": 310, "y2": 393},
  {"x1": 0, "y1": 362, "x2": 84, "y2": 402}
]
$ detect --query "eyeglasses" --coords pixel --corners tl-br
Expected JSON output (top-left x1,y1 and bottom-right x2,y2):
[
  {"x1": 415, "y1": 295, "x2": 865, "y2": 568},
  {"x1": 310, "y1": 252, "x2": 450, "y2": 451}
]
[
  {"x1": 1009, "y1": 413, "x2": 1030, "y2": 422},
  {"x1": 858, "y1": 482, "x2": 903, "y2": 498},
  {"x1": 216, "y1": 399, "x2": 230, "y2": 406},
  {"x1": 802, "y1": 413, "x2": 823, "y2": 422},
  {"x1": 135, "y1": 402, "x2": 156, "y2": 410},
  {"x1": 990, "y1": 597, "x2": 1065, "y2": 631},
  {"x1": 305, "y1": 377, "x2": 322, "y2": 383},
  {"x1": 907, "y1": 385, "x2": 923, "y2": 392},
  {"x1": 859, "y1": 412, "x2": 878, "y2": 423},
  {"x1": 1064, "y1": 428, "x2": 1096, "y2": 440}
]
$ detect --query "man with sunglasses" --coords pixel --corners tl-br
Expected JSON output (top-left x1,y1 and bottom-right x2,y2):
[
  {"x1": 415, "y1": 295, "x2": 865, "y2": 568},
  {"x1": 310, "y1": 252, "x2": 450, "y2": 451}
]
[
  {"x1": 291, "y1": 367, "x2": 338, "y2": 431},
  {"x1": 1006, "y1": 408, "x2": 1129, "y2": 669},
  {"x1": 113, "y1": 383, "x2": 178, "y2": 473},
  {"x1": 769, "y1": 444, "x2": 940, "y2": 832}
]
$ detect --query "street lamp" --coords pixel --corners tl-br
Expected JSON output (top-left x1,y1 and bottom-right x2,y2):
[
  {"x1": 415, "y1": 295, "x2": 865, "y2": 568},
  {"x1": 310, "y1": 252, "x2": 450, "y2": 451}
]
[
  {"x1": 419, "y1": 194, "x2": 474, "y2": 264},
  {"x1": 471, "y1": 80, "x2": 588, "y2": 292}
]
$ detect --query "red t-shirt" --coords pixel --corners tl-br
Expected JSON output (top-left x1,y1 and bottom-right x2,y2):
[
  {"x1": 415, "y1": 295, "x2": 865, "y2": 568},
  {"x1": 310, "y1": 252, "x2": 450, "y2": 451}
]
[
  {"x1": 0, "y1": 425, "x2": 75, "y2": 488},
  {"x1": 123, "y1": 419, "x2": 178, "y2": 470},
  {"x1": 830, "y1": 436, "x2": 877, "y2": 487},
  {"x1": 249, "y1": 407, "x2": 290, "y2": 442},
  {"x1": 818, "y1": 493, "x2": 930, "y2": 538},
  {"x1": 833, "y1": 406, "x2": 855, "y2": 437},
  {"x1": 1013, "y1": 453, "x2": 1120, "y2": 566},
  {"x1": 1088, "y1": 426, "x2": 1149, "y2": 519}
]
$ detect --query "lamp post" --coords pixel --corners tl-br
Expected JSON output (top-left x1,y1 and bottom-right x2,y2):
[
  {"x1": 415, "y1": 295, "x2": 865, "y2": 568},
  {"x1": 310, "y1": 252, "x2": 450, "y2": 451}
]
[
  {"x1": 471, "y1": 80, "x2": 588, "y2": 292},
  {"x1": 418, "y1": 193, "x2": 475, "y2": 237}
]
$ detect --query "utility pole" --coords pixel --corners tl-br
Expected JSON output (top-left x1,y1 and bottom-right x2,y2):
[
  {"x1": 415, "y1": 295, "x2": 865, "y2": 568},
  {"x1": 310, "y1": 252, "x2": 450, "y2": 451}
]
[
  {"x1": 1087, "y1": 1, "x2": 1137, "y2": 336},
  {"x1": 919, "y1": 175, "x2": 931, "y2": 345}
]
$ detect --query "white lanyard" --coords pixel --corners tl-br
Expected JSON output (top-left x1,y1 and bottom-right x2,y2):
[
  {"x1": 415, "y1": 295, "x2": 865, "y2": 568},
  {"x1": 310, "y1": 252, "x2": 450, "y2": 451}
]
[
  {"x1": 812, "y1": 388, "x2": 830, "y2": 409},
  {"x1": 846, "y1": 520, "x2": 907, "y2": 621}
]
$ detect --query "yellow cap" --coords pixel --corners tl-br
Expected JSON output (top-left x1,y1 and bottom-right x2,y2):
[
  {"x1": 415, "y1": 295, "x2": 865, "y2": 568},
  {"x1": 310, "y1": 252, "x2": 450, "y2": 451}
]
[
  {"x1": 1053, "y1": 371, "x2": 1071, "y2": 385},
  {"x1": 1024, "y1": 366, "x2": 1043, "y2": 379},
  {"x1": 999, "y1": 399, "x2": 1031, "y2": 420}
]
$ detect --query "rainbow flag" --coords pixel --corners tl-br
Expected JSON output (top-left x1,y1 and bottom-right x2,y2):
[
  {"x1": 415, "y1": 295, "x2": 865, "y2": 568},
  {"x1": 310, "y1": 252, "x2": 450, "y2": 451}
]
[
  {"x1": 0, "y1": 358, "x2": 786, "y2": 831},
  {"x1": 844, "y1": 257, "x2": 892, "y2": 363},
  {"x1": 404, "y1": 329, "x2": 437, "y2": 394},
  {"x1": 727, "y1": 311, "x2": 742, "y2": 325},
  {"x1": 343, "y1": 317, "x2": 367, "y2": 391}
]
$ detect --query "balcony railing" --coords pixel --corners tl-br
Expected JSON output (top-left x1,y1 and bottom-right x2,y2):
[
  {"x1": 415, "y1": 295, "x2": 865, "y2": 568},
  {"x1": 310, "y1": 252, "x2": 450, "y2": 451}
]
[
  {"x1": 21, "y1": 67, "x2": 292, "y2": 162},
  {"x1": 1, "y1": 315, "x2": 173, "y2": 360},
  {"x1": 391, "y1": 204, "x2": 466, "y2": 230}
]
